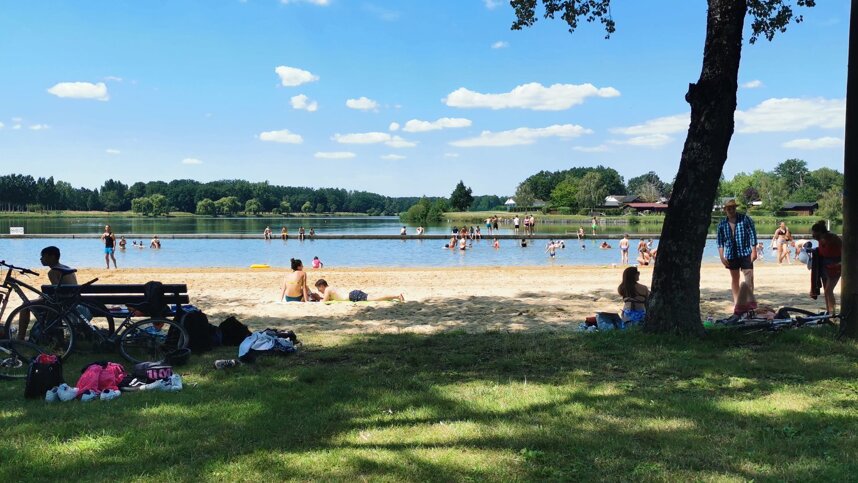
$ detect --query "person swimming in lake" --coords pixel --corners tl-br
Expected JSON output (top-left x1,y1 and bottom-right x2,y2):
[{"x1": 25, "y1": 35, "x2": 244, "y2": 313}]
[
  {"x1": 278, "y1": 258, "x2": 309, "y2": 302},
  {"x1": 492, "y1": 238, "x2": 500, "y2": 249},
  {"x1": 600, "y1": 241, "x2": 612, "y2": 249},
  {"x1": 118, "y1": 236, "x2": 127, "y2": 250}
]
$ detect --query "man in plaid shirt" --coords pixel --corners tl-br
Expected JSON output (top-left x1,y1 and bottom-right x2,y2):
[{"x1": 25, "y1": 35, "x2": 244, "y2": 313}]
[{"x1": 716, "y1": 199, "x2": 758, "y2": 304}]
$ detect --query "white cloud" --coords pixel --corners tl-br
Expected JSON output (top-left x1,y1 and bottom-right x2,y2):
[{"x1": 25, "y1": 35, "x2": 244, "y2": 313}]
[
  {"x1": 572, "y1": 145, "x2": 610, "y2": 153},
  {"x1": 333, "y1": 132, "x2": 390, "y2": 144},
  {"x1": 331, "y1": 131, "x2": 415, "y2": 147},
  {"x1": 612, "y1": 134, "x2": 673, "y2": 148},
  {"x1": 346, "y1": 96, "x2": 379, "y2": 111},
  {"x1": 47, "y1": 81, "x2": 109, "y2": 101},
  {"x1": 388, "y1": 122, "x2": 400, "y2": 131},
  {"x1": 402, "y1": 117, "x2": 472, "y2": 133},
  {"x1": 381, "y1": 154, "x2": 406, "y2": 160},
  {"x1": 0, "y1": 122, "x2": 4, "y2": 129},
  {"x1": 611, "y1": 113, "x2": 689, "y2": 136},
  {"x1": 450, "y1": 124, "x2": 592, "y2": 147},
  {"x1": 274, "y1": 65, "x2": 319, "y2": 87},
  {"x1": 491, "y1": 41, "x2": 509, "y2": 49},
  {"x1": 290, "y1": 94, "x2": 318, "y2": 112},
  {"x1": 181, "y1": 158, "x2": 203, "y2": 165},
  {"x1": 259, "y1": 128, "x2": 304, "y2": 144},
  {"x1": 741, "y1": 80, "x2": 763, "y2": 89},
  {"x1": 363, "y1": 4, "x2": 399, "y2": 21},
  {"x1": 314, "y1": 151, "x2": 356, "y2": 159},
  {"x1": 782, "y1": 136, "x2": 844, "y2": 150},
  {"x1": 484, "y1": 0, "x2": 500, "y2": 9},
  {"x1": 12, "y1": 124, "x2": 21, "y2": 130},
  {"x1": 106, "y1": 149, "x2": 121, "y2": 155},
  {"x1": 280, "y1": 0, "x2": 329, "y2": 5},
  {"x1": 104, "y1": 76, "x2": 123, "y2": 82},
  {"x1": 444, "y1": 152, "x2": 460, "y2": 158},
  {"x1": 444, "y1": 82, "x2": 620, "y2": 111},
  {"x1": 29, "y1": 124, "x2": 49, "y2": 130},
  {"x1": 386, "y1": 135, "x2": 417, "y2": 148},
  {"x1": 736, "y1": 98, "x2": 845, "y2": 133}
]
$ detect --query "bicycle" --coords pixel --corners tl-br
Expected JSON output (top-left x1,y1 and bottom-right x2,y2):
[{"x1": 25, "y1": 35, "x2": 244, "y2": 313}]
[
  {"x1": 1, "y1": 261, "x2": 190, "y2": 364},
  {"x1": 0, "y1": 339, "x2": 44, "y2": 380}
]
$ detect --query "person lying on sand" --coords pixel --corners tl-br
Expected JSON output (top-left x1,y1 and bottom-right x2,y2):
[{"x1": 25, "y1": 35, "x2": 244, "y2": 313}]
[{"x1": 314, "y1": 279, "x2": 404, "y2": 302}]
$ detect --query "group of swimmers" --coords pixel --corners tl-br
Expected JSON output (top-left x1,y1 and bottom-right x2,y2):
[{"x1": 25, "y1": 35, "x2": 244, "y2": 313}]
[
  {"x1": 100, "y1": 225, "x2": 161, "y2": 269},
  {"x1": 278, "y1": 258, "x2": 403, "y2": 303},
  {"x1": 263, "y1": 226, "x2": 314, "y2": 241}
]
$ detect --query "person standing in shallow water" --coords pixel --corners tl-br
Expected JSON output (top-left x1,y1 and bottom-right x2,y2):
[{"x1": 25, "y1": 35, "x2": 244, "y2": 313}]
[{"x1": 101, "y1": 224, "x2": 117, "y2": 269}]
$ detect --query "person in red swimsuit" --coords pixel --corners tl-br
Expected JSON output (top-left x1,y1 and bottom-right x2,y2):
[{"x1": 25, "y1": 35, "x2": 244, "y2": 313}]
[{"x1": 812, "y1": 221, "x2": 842, "y2": 315}]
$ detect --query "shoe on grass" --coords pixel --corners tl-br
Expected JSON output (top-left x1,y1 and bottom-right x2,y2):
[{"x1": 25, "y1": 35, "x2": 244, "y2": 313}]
[
  {"x1": 100, "y1": 389, "x2": 121, "y2": 401},
  {"x1": 45, "y1": 386, "x2": 59, "y2": 403},
  {"x1": 57, "y1": 383, "x2": 79, "y2": 402},
  {"x1": 80, "y1": 389, "x2": 99, "y2": 402},
  {"x1": 214, "y1": 359, "x2": 240, "y2": 370}
]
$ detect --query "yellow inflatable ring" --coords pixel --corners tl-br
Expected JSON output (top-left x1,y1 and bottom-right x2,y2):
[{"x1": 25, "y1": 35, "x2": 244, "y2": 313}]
[{"x1": 249, "y1": 264, "x2": 270, "y2": 269}]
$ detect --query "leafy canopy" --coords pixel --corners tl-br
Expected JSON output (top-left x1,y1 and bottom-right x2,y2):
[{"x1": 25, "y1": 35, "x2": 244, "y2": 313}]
[{"x1": 510, "y1": 0, "x2": 815, "y2": 43}]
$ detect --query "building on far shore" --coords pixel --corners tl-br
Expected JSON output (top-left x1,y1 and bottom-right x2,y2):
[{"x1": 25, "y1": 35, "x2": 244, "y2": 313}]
[
  {"x1": 622, "y1": 202, "x2": 669, "y2": 215},
  {"x1": 603, "y1": 194, "x2": 640, "y2": 208},
  {"x1": 504, "y1": 198, "x2": 546, "y2": 212},
  {"x1": 781, "y1": 201, "x2": 818, "y2": 216}
]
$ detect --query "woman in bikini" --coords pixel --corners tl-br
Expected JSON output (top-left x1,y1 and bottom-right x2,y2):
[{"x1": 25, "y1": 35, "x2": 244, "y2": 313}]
[
  {"x1": 618, "y1": 266, "x2": 649, "y2": 325},
  {"x1": 279, "y1": 258, "x2": 309, "y2": 302},
  {"x1": 773, "y1": 222, "x2": 792, "y2": 265}
]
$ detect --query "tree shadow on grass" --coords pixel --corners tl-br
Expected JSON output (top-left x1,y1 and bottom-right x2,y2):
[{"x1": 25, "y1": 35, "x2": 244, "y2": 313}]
[{"x1": 2, "y1": 324, "x2": 858, "y2": 481}]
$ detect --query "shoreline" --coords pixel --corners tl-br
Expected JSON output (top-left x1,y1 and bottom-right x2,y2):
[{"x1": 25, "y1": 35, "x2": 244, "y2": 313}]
[{"x1": 5, "y1": 263, "x2": 822, "y2": 335}]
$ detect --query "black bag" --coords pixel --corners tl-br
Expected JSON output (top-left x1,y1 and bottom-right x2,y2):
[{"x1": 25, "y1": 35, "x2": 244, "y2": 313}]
[
  {"x1": 219, "y1": 316, "x2": 251, "y2": 346},
  {"x1": 182, "y1": 310, "x2": 220, "y2": 353},
  {"x1": 25, "y1": 355, "x2": 65, "y2": 399}
]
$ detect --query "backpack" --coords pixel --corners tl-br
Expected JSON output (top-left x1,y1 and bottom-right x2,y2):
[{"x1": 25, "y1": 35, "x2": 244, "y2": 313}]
[
  {"x1": 219, "y1": 316, "x2": 251, "y2": 346},
  {"x1": 25, "y1": 354, "x2": 65, "y2": 399},
  {"x1": 182, "y1": 310, "x2": 220, "y2": 353}
]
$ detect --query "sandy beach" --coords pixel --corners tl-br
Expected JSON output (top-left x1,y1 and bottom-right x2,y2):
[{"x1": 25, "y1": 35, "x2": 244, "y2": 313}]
[{"x1": 9, "y1": 262, "x2": 825, "y2": 334}]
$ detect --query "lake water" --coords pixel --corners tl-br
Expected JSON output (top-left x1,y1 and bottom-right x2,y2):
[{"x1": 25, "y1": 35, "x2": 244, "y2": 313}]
[{"x1": 0, "y1": 237, "x2": 763, "y2": 269}]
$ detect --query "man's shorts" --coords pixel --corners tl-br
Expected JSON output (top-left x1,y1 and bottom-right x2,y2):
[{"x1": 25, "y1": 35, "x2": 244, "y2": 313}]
[
  {"x1": 349, "y1": 290, "x2": 368, "y2": 302},
  {"x1": 726, "y1": 255, "x2": 753, "y2": 270},
  {"x1": 104, "y1": 247, "x2": 114, "y2": 254}
]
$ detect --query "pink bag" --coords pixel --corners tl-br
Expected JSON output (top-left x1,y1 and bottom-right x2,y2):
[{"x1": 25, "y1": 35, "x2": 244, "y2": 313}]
[{"x1": 76, "y1": 362, "x2": 127, "y2": 397}]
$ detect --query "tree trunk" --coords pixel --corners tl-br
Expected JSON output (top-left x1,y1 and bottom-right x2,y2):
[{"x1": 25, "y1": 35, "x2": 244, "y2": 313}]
[
  {"x1": 840, "y1": 0, "x2": 858, "y2": 339},
  {"x1": 644, "y1": 0, "x2": 746, "y2": 335}
]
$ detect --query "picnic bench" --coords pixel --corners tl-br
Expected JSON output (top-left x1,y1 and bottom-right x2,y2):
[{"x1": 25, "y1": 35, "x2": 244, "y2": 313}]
[{"x1": 41, "y1": 282, "x2": 194, "y2": 319}]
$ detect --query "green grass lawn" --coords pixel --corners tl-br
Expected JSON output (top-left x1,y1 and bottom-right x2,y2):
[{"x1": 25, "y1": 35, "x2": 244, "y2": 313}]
[{"x1": 2, "y1": 328, "x2": 857, "y2": 482}]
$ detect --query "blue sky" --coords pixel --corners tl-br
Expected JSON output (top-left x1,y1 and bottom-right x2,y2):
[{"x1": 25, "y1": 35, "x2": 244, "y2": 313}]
[{"x1": 0, "y1": 0, "x2": 848, "y2": 197}]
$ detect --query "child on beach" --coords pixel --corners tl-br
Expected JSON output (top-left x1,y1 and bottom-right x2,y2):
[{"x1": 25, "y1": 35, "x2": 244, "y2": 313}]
[{"x1": 314, "y1": 279, "x2": 403, "y2": 302}]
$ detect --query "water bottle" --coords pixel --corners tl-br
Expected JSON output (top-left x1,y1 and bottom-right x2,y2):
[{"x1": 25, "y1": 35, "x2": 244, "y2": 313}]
[{"x1": 703, "y1": 315, "x2": 714, "y2": 328}]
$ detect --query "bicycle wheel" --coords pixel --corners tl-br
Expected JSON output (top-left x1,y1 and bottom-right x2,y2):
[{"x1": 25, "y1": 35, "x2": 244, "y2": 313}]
[
  {"x1": 3, "y1": 303, "x2": 75, "y2": 359},
  {"x1": 118, "y1": 318, "x2": 189, "y2": 364},
  {"x1": 0, "y1": 339, "x2": 44, "y2": 380}
]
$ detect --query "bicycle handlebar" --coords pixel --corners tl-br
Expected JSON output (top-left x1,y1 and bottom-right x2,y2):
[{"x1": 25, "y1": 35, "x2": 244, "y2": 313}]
[{"x1": 0, "y1": 260, "x2": 39, "y2": 276}]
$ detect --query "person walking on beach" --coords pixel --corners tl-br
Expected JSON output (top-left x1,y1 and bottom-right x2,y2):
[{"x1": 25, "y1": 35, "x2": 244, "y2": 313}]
[
  {"x1": 773, "y1": 222, "x2": 792, "y2": 265},
  {"x1": 313, "y1": 279, "x2": 403, "y2": 303},
  {"x1": 619, "y1": 234, "x2": 630, "y2": 265},
  {"x1": 716, "y1": 199, "x2": 758, "y2": 304},
  {"x1": 101, "y1": 224, "x2": 117, "y2": 269},
  {"x1": 278, "y1": 258, "x2": 309, "y2": 302},
  {"x1": 811, "y1": 221, "x2": 842, "y2": 315}
]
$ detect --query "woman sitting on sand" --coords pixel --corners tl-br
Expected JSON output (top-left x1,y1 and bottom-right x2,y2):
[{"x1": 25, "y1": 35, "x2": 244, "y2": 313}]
[
  {"x1": 279, "y1": 258, "x2": 309, "y2": 302},
  {"x1": 618, "y1": 266, "x2": 649, "y2": 325}
]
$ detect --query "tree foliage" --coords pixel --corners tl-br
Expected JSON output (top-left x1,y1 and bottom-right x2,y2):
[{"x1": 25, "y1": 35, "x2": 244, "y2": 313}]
[
  {"x1": 450, "y1": 181, "x2": 474, "y2": 212},
  {"x1": 400, "y1": 197, "x2": 448, "y2": 225}
]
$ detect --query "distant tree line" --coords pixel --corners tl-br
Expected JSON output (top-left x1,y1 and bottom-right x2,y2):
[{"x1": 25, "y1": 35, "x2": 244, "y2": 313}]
[{"x1": 0, "y1": 175, "x2": 426, "y2": 216}]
